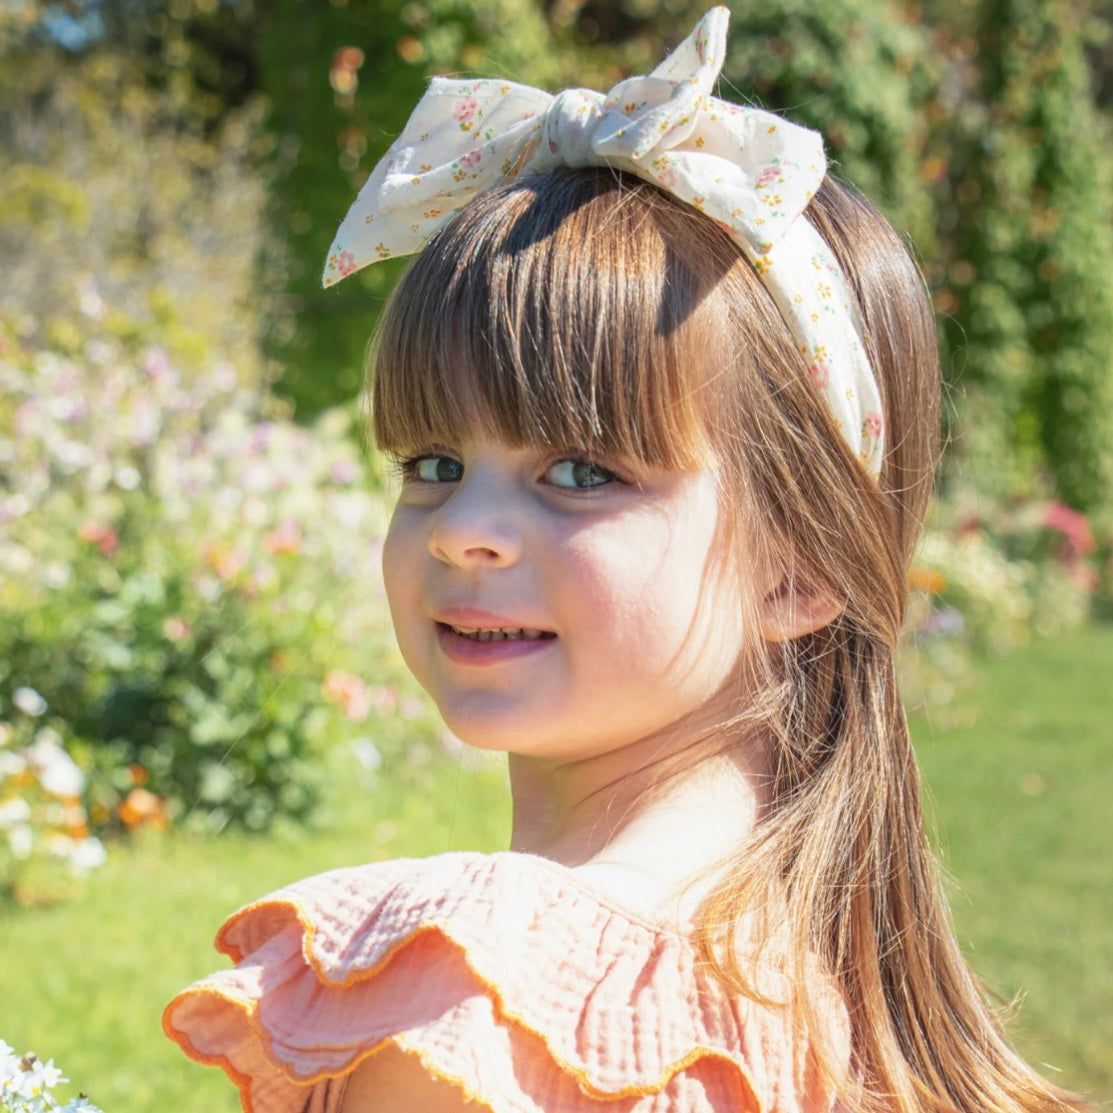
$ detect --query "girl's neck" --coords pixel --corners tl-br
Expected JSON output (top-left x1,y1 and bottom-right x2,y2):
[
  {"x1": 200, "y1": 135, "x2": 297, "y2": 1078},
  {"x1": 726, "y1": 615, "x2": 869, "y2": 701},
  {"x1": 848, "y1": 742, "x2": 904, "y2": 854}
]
[{"x1": 507, "y1": 723, "x2": 769, "y2": 929}]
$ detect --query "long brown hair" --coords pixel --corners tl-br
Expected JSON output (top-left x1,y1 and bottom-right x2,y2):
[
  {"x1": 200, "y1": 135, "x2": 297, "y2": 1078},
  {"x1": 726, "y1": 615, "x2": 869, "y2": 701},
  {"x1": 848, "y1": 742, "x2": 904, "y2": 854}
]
[{"x1": 368, "y1": 166, "x2": 1085, "y2": 1113}]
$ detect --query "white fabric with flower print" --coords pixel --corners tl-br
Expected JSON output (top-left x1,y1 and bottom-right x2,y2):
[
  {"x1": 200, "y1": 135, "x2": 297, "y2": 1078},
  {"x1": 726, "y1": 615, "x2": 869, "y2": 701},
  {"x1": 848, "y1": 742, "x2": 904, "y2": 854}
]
[{"x1": 322, "y1": 6, "x2": 885, "y2": 477}]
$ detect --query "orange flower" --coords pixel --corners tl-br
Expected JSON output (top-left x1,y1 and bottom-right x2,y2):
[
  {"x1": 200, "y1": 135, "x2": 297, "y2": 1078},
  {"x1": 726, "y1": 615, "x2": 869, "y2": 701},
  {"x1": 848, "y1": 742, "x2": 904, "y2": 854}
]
[
  {"x1": 908, "y1": 566, "x2": 947, "y2": 594},
  {"x1": 118, "y1": 787, "x2": 169, "y2": 830},
  {"x1": 202, "y1": 540, "x2": 246, "y2": 581}
]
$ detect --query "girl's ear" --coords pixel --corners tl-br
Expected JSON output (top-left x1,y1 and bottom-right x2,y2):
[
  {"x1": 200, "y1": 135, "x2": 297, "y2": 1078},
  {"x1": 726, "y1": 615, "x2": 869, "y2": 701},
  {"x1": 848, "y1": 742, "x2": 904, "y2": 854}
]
[{"x1": 758, "y1": 574, "x2": 844, "y2": 643}]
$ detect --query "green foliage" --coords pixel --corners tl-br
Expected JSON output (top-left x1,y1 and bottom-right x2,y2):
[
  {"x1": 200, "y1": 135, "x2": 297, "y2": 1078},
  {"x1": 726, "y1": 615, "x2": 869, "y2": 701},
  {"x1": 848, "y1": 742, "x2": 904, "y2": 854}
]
[
  {"x1": 0, "y1": 37, "x2": 280, "y2": 390},
  {"x1": 938, "y1": 0, "x2": 1113, "y2": 510},
  {"x1": 0, "y1": 312, "x2": 431, "y2": 842},
  {"x1": 900, "y1": 487, "x2": 1102, "y2": 715},
  {"x1": 257, "y1": 0, "x2": 579, "y2": 418}
]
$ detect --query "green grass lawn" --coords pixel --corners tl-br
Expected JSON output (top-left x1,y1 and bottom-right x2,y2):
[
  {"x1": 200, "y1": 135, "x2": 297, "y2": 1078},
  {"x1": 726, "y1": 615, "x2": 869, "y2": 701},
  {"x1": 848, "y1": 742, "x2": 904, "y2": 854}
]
[{"x1": 2, "y1": 626, "x2": 1109, "y2": 1111}]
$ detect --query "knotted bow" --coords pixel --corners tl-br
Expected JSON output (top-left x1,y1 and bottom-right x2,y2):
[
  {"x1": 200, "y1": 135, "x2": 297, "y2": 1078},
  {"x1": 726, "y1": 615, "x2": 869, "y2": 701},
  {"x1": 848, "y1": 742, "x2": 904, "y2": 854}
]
[{"x1": 323, "y1": 6, "x2": 885, "y2": 476}]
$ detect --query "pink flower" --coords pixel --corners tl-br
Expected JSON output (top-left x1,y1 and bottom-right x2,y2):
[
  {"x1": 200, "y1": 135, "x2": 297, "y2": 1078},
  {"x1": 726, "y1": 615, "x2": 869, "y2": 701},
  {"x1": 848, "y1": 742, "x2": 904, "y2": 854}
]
[
  {"x1": 79, "y1": 520, "x2": 118, "y2": 556},
  {"x1": 808, "y1": 361, "x2": 830, "y2": 389},
  {"x1": 1042, "y1": 502, "x2": 1095, "y2": 557},
  {"x1": 372, "y1": 686, "x2": 398, "y2": 714},
  {"x1": 337, "y1": 251, "x2": 357, "y2": 277},
  {"x1": 458, "y1": 149, "x2": 481, "y2": 169},
  {"x1": 756, "y1": 165, "x2": 781, "y2": 187},
  {"x1": 264, "y1": 520, "x2": 302, "y2": 556},
  {"x1": 862, "y1": 412, "x2": 883, "y2": 439},
  {"x1": 163, "y1": 617, "x2": 191, "y2": 643},
  {"x1": 331, "y1": 459, "x2": 359, "y2": 484},
  {"x1": 322, "y1": 670, "x2": 373, "y2": 721}
]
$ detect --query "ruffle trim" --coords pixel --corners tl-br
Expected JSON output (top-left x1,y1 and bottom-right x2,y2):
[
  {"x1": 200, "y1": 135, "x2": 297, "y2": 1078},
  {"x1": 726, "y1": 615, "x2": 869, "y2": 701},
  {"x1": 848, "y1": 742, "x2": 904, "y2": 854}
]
[{"x1": 163, "y1": 851, "x2": 849, "y2": 1113}]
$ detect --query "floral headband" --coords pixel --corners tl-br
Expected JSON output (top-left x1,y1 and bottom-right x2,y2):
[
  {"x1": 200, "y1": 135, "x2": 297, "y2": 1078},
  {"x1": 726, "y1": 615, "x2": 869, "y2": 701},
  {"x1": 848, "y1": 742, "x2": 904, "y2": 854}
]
[{"x1": 323, "y1": 6, "x2": 885, "y2": 477}]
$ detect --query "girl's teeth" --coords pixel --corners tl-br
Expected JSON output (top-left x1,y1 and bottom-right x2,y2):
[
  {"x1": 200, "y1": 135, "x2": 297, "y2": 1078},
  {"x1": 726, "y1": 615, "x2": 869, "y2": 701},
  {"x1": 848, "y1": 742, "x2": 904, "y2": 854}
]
[{"x1": 450, "y1": 625, "x2": 549, "y2": 642}]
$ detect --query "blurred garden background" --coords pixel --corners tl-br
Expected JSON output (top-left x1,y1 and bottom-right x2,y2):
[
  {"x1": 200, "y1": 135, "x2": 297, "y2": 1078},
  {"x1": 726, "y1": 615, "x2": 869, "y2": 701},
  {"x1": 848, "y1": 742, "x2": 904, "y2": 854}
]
[{"x1": 1, "y1": 0, "x2": 1110, "y2": 1108}]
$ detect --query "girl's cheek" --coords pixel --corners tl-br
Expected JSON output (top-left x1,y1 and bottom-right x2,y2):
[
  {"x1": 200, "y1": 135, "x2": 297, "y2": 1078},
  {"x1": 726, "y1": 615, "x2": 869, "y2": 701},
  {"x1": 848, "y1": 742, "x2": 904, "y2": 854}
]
[{"x1": 382, "y1": 510, "x2": 419, "y2": 610}]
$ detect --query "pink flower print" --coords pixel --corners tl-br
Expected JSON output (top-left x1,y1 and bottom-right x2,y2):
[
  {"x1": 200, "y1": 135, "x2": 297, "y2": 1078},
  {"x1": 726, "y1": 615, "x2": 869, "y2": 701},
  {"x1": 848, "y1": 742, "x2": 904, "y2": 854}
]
[
  {"x1": 756, "y1": 165, "x2": 781, "y2": 189},
  {"x1": 455, "y1": 96, "x2": 478, "y2": 130},
  {"x1": 809, "y1": 361, "x2": 830, "y2": 389},
  {"x1": 862, "y1": 412, "x2": 883, "y2": 440},
  {"x1": 335, "y1": 251, "x2": 357, "y2": 277},
  {"x1": 458, "y1": 149, "x2": 481, "y2": 170}
]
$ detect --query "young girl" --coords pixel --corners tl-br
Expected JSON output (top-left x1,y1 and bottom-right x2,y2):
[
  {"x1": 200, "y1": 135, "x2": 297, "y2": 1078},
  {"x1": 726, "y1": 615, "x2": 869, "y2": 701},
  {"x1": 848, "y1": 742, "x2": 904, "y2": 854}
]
[{"x1": 164, "y1": 9, "x2": 1086, "y2": 1113}]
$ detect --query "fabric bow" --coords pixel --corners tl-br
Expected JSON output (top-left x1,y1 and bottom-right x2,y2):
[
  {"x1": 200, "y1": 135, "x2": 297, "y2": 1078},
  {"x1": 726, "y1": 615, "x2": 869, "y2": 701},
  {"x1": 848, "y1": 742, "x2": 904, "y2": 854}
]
[{"x1": 323, "y1": 6, "x2": 885, "y2": 477}]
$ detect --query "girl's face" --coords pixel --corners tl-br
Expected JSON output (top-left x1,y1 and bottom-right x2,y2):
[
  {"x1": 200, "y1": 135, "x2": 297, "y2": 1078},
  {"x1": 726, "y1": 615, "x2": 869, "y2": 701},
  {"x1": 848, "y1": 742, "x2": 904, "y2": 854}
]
[{"x1": 382, "y1": 437, "x2": 771, "y2": 762}]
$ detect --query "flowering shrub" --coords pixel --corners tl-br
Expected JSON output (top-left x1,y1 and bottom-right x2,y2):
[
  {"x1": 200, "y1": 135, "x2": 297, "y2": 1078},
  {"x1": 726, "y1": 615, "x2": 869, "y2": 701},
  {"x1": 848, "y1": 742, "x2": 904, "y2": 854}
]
[
  {"x1": 0, "y1": 694, "x2": 106, "y2": 907},
  {"x1": 900, "y1": 489, "x2": 1104, "y2": 711},
  {"x1": 1, "y1": 1040, "x2": 102, "y2": 1112},
  {"x1": 0, "y1": 309, "x2": 433, "y2": 855}
]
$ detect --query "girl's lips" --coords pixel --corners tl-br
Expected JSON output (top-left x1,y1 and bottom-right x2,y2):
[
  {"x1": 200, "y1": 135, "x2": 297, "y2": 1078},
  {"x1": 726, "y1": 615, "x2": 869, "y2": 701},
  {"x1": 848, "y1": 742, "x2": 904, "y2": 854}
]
[{"x1": 435, "y1": 622, "x2": 556, "y2": 666}]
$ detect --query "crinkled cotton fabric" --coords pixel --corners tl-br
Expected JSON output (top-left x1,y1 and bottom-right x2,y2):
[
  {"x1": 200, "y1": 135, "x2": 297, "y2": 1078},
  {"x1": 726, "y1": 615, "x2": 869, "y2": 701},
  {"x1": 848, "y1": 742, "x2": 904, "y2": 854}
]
[{"x1": 164, "y1": 851, "x2": 852, "y2": 1113}]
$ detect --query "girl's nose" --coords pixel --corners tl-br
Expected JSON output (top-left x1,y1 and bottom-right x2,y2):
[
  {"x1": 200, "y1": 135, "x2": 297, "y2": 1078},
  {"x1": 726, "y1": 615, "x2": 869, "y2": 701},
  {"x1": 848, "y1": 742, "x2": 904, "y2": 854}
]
[{"x1": 426, "y1": 478, "x2": 523, "y2": 569}]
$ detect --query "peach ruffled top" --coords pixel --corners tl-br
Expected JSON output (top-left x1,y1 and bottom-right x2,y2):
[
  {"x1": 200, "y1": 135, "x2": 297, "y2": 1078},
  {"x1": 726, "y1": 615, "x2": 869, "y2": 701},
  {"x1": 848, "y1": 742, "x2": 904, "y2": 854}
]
[{"x1": 163, "y1": 851, "x2": 851, "y2": 1113}]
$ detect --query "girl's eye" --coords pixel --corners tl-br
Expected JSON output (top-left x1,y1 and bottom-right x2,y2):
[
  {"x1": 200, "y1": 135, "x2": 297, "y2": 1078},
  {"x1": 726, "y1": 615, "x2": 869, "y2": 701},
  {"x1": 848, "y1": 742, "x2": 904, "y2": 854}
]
[
  {"x1": 402, "y1": 455, "x2": 463, "y2": 483},
  {"x1": 545, "y1": 458, "x2": 618, "y2": 490}
]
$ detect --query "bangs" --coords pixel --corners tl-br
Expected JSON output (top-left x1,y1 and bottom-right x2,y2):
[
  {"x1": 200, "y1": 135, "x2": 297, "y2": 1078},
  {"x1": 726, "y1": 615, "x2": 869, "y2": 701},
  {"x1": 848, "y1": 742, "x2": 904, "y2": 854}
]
[{"x1": 369, "y1": 167, "x2": 745, "y2": 469}]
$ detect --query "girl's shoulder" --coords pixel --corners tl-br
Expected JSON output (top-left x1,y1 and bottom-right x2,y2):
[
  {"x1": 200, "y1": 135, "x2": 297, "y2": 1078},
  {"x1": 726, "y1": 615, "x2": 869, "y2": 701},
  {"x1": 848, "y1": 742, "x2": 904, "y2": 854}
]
[{"x1": 163, "y1": 850, "x2": 850, "y2": 1113}]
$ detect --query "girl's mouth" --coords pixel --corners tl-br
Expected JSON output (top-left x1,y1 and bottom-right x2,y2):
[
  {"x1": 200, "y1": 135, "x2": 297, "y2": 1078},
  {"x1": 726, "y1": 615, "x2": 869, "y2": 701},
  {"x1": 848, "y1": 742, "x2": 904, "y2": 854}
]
[{"x1": 446, "y1": 625, "x2": 556, "y2": 643}]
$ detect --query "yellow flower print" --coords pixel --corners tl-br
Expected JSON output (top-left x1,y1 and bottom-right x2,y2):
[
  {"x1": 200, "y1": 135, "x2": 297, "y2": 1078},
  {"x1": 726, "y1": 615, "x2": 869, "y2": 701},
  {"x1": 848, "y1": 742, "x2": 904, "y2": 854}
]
[
  {"x1": 753, "y1": 256, "x2": 773, "y2": 274},
  {"x1": 423, "y1": 208, "x2": 442, "y2": 219},
  {"x1": 818, "y1": 283, "x2": 832, "y2": 298},
  {"x1": 625, "y1": 102, "x2": 637, "y2": 114},
  {"x1": 375, "y1": 243, "x2": 391, "y2": 259},
  {"x1": 695, "y1": 136, "x2": 705, "y2": 149}
]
